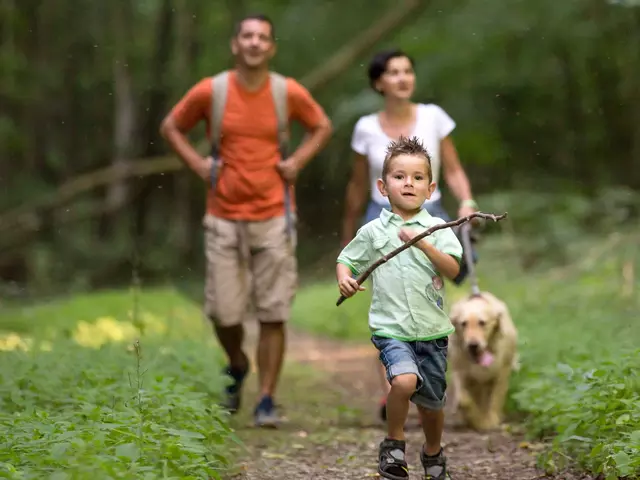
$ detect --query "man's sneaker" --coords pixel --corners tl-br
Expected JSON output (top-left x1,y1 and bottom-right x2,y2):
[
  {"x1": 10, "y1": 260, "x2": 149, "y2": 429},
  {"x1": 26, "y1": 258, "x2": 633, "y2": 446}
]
[
  {"x1": 254, "y1": 395, "x2": 280, "y2": 428},
  {"x1": 377, "y1": 438, "x2": 409, "y2": 479},
  {"x1": 420, "y1": 446, "x2": 451, "y2": 480},
  {"x1": 222, "y1": 363, "x2": 248, "y2": 415}
]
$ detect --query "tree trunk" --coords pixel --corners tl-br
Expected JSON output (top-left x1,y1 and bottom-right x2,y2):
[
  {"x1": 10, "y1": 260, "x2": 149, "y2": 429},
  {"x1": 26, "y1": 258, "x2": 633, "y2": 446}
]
[
  {"x1": 98, "y1": 0, "x2": 137, "y2": 240},
  {"x1": 134, "y1": 0, "x2": 174, "y2": 240}
]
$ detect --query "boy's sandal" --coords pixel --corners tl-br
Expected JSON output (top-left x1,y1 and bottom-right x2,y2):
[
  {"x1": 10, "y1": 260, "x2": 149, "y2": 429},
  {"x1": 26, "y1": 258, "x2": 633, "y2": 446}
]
[
  {"x1": 378, "y1": 438, "x2": 409, "y2": 480},
  {"x1": 421, "y1": 446, "x2": 452, "y2": 480}
]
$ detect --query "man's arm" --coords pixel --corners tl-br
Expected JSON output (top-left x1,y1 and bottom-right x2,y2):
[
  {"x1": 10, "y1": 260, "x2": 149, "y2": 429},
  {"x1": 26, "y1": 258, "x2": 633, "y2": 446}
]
[
  {"x1": 278, "y1": 80, "x2": 333, "y2": 182},
  {"x1": 159, "y1": 78, "x2": 212, "y2": 181},
  {"x1": 441, "y1": 136, "x2": 478, "y2": 218}
]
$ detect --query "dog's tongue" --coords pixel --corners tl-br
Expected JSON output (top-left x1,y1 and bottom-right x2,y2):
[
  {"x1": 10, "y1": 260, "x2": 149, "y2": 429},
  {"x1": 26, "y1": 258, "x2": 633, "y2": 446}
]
[{"x1": 479, "y1": 351, "x2": 494, "y2": 367}]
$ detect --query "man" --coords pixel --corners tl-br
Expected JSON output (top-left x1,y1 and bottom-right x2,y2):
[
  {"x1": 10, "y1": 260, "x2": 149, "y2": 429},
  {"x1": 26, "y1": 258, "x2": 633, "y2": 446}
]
[{"x1": 159, "y1": 13, "x2": 332, "y2": 427}]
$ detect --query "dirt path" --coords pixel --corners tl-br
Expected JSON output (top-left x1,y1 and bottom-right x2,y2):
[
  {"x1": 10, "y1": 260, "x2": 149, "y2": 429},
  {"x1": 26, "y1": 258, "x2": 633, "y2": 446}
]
[{"x1": 226, "y1": 324, "x2": 591, "y2": 480}]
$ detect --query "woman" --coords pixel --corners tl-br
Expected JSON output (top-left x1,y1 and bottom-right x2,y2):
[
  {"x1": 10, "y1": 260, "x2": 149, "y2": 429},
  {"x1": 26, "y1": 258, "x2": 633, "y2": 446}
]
[{"x1": 340, "y1": 48, "x2": 479, "y2": 421}]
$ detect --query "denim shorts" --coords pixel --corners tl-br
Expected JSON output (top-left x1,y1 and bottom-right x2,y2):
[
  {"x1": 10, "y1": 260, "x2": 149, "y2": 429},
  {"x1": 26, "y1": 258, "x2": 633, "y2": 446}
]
[
  {"x1": 362, "y1": 199, "x2": 477, "y2": 285},
  {"x1": 371, "y1": 335, "x2": 449, "y2": 411}
]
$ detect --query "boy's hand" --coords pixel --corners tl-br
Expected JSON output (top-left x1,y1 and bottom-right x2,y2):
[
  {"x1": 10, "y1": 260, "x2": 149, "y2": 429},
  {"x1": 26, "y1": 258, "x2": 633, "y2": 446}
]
[
  {"x1": 338, "y1": 275, "x2": 365, "y2": 298},
  {"x1": 399, "y1": 228, "x2": 421, "y2": 245}
]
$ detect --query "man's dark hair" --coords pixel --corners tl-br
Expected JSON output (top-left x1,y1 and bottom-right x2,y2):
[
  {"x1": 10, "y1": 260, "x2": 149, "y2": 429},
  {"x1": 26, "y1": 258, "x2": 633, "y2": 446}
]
[
  {"x1": 233, "y1": 14, "x2": 276, "y2": 40},
  {"x1": 382, "y1": 136, "x2": 432, "y2": 182},
  {"x1": 367, "y1": 49, "x2": 415, "y2": 95}
]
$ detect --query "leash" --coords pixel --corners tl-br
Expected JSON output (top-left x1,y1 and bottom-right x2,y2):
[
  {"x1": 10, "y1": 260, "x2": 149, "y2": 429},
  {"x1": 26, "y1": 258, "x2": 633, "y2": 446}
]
[{"x1": 459, "y1": 223, "x2": 481, "y2": 297}]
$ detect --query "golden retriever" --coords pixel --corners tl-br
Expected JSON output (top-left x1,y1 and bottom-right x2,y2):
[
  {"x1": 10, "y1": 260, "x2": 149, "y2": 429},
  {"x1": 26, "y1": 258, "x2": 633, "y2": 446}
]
[{"x1": 447, "y1": 291, "x2": 518, "y2": 431}]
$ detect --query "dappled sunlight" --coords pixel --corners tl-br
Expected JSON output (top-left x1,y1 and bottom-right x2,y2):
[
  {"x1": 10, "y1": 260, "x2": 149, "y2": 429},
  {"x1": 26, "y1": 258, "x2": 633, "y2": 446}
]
[
  {"x1": 0, "y1": 333, "x2": 31, "y2": 352},
  {"x1": 72, "y1": 316, "x2": 140, "y2": 348},
  {"x1": 0, "y1": 333, "x2": 53, "y2": 352}
]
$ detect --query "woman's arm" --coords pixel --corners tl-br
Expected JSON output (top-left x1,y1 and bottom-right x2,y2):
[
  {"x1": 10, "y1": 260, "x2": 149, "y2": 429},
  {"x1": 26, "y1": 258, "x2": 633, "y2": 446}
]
[
  {"x1": 340, "y1": 153, "x2": 370, "y2": 246},
  {"x1": 440, "y1": 136, "x2": 478, "y2": 218}
]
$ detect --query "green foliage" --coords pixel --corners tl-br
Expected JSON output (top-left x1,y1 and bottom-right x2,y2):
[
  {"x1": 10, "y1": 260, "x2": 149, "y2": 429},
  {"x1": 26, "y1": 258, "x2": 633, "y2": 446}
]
[
  {"x1": 292, "y1": 280, "x2": 372, "y2": 341},
  {"x1": 476, "y1": 188, "x2": 640, "y2": 269},
  {"x1": 512, "y1": 351, "x2": 640, "y2": 479},
  {"x1": 3, "y1": 0, "x2": 640, "y2": 292},
  {"x1": 291, "y1": 230, "x2": 640, "y2": 478},
  {"x1": 0, "y1": 288, "x2": 237, "y2": 479}
]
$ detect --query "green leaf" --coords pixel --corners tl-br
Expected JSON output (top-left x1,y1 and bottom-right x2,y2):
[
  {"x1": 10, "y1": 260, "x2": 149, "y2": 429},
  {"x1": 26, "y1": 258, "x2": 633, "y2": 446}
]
[
  {"x1": 50, "y1": 472, "x2": 70, "y2": 480},
  {"x1": 612, "y1": 451, "x2": 632, "y2": 476},
  {"x1": 51, "y1": 442, "x2": 71, "y2": 459},
  {"x1": 164, "y1": 428, "x2": 205, "y2": 439},
  {"x1": 615, "y1": 414, "x2": 630, "y2": 425},
  {"x1": 115, "y1": 442, "x2": 140, "y2": 461}
]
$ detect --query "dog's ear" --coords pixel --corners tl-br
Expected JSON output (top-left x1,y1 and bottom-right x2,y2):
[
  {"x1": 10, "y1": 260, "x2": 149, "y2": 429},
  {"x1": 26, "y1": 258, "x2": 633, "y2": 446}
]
[
  {"x1": 449, "y1": 301, "x2": 462, "y2": 326},
  {"x1": 484, "y1": 293, "x2": 514, "y2": 334}
]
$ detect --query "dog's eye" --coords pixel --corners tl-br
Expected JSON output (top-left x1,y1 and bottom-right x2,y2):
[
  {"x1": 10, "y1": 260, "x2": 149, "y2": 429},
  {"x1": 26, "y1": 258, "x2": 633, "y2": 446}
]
[
  {"x1": 460, "y1": 320, "x2": 467, "y2": 328},
  {"x1": 479, "y1": 320, "x2": 486, "y2": 327}
]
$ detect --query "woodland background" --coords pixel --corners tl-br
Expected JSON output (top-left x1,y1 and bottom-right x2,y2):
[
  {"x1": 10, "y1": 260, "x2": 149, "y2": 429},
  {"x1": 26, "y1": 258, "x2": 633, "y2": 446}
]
[{"x1": 1, "y1": 0, "x2": 639, "y2": 295}]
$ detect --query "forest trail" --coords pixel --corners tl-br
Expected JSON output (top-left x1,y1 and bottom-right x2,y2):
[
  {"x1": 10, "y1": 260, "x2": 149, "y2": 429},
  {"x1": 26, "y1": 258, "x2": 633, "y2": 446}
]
[{"x1": 226, "y1": 323, "x2": 590, "y2": 480}]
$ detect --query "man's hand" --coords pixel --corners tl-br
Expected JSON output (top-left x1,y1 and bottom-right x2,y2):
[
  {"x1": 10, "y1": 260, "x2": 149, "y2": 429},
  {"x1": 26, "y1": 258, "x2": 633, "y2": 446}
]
[
  {"x1": 338, "y1": 274, "x2": 365, "y2": 298},
  {"x1": 276, "y1": 157, "x2": 300, "y2": 184},
  {"x1": 195, "y1": 156, "x2": 215, "y2": 182}
]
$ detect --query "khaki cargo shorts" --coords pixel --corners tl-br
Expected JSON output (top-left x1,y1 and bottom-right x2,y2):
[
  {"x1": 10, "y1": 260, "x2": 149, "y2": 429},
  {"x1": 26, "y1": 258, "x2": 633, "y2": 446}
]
[{"x1": 202, "y1": 214, "x2": 298, "y2": 327}]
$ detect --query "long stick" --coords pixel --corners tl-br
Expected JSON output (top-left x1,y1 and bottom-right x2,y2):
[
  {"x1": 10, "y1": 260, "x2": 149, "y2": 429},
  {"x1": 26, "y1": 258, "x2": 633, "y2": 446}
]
[{"x1": 336, "y1": 211, "x2": 508, "y2": 306}]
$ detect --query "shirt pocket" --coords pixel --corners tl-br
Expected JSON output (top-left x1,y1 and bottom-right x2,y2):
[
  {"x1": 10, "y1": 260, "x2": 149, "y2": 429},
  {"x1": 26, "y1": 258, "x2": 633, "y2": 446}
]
[{"x1": 372, "y1": 235, "x2": 394, "y2": 256}]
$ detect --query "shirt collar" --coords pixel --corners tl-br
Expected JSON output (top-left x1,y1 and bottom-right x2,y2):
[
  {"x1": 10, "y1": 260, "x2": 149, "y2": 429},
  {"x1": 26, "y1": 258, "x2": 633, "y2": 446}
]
[{"x1": 379, "y1": 207, "x2": 433, "y2": 228}]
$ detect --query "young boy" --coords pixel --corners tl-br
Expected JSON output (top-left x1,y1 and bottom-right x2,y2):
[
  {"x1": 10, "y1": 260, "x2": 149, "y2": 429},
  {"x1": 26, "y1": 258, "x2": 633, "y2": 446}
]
[{"x1": 336, "y1": 136, "x2": 462, "y2": 480}]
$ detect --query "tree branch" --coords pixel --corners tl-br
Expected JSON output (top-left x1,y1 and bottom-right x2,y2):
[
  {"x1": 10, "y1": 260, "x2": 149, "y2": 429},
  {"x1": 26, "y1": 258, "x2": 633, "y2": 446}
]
[
  {"x1": 336, "y1": 212, "x2": 508, "y2": 307},
  {"x1": 299, "y1": 0, "x2": 426, "y2": 92}
]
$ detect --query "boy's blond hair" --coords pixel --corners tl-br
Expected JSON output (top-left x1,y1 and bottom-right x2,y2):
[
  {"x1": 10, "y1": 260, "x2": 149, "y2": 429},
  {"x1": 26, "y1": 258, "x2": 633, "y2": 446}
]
[{"x1": 381, "y1": 135, "x2": 433, "y2": 183}]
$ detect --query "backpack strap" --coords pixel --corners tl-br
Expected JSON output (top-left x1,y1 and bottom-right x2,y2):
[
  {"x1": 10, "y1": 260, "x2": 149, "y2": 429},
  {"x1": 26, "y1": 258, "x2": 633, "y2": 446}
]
[
  {"x1": 268, "y1": 72, "x2": 289, "y2": 159},
  {"x1": 210, "y1": 71, "x2": 229, "y2": 189},
  {"x1": 268, "y1": 72, "x2": 294, "y2": 244}
]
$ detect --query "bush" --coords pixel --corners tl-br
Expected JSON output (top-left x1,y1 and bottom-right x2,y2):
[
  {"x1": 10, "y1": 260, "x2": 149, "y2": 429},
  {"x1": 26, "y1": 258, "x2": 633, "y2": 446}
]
[
  {"x1": 0, "y1": 288, "x2": 238, "y2": 479},
  {"x1": 513, "y1": 350, "x2": 640, "y2": 479}
]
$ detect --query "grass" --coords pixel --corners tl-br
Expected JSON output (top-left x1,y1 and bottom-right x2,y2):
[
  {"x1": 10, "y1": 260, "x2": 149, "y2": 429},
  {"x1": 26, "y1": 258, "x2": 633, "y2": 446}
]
[
  {"x1": 0, "y1": 288, "x2": 238, "y2": 479},
  {"x1": 291, "y1": 229, "x2": 640, "y2": 480}
]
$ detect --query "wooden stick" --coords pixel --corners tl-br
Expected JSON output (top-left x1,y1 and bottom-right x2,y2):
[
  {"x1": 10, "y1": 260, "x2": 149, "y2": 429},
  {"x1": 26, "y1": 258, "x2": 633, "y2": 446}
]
[{"x1": 336, "y1": 211, "x2": 508, "y2": 306}]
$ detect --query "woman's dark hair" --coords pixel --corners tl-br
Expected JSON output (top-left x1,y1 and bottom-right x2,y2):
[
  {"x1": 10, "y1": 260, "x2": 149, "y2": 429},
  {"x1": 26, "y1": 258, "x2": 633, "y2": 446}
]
[{"x1": 367, "y1": 49, "x2": 415, "y2": 95}]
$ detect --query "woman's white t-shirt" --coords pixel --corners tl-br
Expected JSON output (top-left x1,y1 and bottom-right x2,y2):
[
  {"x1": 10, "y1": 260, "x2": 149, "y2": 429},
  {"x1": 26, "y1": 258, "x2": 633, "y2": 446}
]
[{"x1": 350, "y1": 103, "x2": 455, "y2": 207}]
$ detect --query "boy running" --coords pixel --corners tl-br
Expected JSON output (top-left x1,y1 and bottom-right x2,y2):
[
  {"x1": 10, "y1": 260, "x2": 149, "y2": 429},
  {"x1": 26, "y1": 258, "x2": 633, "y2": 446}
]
[{"x1": 336, "y1": 136, "x2": 461, "y2": 479}]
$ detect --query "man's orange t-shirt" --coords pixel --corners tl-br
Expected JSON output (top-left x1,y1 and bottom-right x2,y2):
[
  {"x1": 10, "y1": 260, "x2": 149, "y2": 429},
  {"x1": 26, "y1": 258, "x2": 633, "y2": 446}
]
[{"x1": 170, "y1": 71, "x2": 326, "y2": 221}]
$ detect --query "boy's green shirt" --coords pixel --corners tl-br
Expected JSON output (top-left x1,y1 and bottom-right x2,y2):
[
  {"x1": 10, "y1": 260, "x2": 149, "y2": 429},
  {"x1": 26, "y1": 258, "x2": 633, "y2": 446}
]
[{"x1": 337, "y1": 208, "x2": 463, "y2": 341}]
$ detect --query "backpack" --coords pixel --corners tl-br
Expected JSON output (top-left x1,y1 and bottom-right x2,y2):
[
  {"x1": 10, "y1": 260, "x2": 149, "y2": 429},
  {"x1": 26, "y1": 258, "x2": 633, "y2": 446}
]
[{"x1": 208, "y1": 71, "x2": 294, "y2": 243}]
